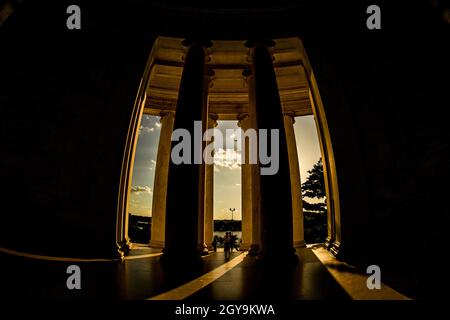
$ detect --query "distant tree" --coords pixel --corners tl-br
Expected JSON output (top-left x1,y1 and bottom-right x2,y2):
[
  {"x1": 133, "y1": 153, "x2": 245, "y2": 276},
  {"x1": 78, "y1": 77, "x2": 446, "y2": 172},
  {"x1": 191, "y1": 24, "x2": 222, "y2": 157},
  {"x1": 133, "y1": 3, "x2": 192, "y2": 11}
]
[
  {"x1": 302, "y1": 201, "x2": 326, "y2": 212},
  {"x1": 302, "y1": 158, "x2": 326, "y2": 199},
  {"x1": 302, "y1": 158, "x2": 327, "y2": 243}
]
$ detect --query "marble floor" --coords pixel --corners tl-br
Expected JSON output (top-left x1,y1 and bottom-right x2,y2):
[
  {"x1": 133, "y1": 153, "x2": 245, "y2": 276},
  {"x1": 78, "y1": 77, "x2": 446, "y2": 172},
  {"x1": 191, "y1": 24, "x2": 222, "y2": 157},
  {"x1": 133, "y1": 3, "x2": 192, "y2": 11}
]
[{"x1": 0, "y1": 246, "x2": 408, "y2": 300}]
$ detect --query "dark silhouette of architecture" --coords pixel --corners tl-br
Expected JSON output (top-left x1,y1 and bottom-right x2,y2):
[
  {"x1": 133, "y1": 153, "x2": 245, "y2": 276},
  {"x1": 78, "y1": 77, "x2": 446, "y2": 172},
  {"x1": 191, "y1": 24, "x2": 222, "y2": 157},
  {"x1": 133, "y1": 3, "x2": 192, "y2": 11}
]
[{"x1": 0, "y1": 1, "x2": 449, "y2": 299}]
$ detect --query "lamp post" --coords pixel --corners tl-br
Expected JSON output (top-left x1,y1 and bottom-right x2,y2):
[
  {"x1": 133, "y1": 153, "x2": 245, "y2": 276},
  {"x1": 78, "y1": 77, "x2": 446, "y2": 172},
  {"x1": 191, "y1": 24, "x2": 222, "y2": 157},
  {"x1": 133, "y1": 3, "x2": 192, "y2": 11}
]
[{"x1": 229, "y1": 208, "x2": 236, "y2": 234}]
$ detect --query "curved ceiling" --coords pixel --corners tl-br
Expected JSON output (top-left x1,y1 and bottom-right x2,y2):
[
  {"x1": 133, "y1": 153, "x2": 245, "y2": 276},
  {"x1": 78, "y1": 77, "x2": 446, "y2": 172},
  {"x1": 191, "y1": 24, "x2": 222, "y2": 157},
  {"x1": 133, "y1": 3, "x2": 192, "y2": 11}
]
[{"x1": 144, "y1": 37, "x2": 313, "y2": 120}]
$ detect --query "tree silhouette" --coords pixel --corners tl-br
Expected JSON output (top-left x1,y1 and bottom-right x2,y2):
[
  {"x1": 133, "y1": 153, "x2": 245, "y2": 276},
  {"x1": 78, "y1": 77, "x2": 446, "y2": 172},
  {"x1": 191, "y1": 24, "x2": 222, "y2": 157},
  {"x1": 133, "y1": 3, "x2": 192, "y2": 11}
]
[
  {"x1": 302, "y1": 158, "x2": 326, "y2": 199},
  {"x1": 302, "y1": 158, "x2": 327, "y2": 243}
]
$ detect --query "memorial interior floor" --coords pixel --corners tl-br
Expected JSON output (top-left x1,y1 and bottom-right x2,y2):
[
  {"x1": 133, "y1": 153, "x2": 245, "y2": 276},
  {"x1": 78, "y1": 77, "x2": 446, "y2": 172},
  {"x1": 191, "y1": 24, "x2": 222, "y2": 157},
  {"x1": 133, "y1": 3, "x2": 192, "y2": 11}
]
[{"x1": 0, "y1": 246, "x2": 409, "y2": 300}]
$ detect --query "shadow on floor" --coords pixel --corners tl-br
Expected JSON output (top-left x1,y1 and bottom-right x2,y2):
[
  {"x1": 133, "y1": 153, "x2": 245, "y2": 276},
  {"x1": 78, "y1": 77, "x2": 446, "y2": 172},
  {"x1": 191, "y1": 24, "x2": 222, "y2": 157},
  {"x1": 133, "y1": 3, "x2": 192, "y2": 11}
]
[
  {"x1": 0, "y1": 248, "x2": 350, "y2": 300},
  {"x1": 187, "y1": 248, "x2": 350, "y2": 300}
]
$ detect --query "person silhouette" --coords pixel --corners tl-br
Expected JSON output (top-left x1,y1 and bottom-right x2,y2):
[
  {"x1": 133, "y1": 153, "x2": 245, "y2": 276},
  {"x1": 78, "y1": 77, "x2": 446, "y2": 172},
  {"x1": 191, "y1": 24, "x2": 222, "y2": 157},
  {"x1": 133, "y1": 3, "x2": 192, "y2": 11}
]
[
  {"x1": 230, "y1": 234, "x2": 236, "y2": 252},
  {"x1": 224, "y1": 232, "x2": 231, "y2": 256},
  {"x1": 212, "y1": 235, "x2": 218, "y2": 252}
]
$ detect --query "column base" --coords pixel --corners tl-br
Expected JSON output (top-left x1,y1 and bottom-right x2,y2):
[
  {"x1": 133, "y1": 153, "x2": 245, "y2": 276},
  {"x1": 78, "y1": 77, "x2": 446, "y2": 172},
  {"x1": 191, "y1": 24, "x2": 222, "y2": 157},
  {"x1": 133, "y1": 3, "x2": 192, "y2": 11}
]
[
  {"x1": 116, "y1": 247, "x2": 125, "y2": 260},
  {"x1": 240, "y1": 243, "x2": 252, "y2": 251},
  {"x1": 149, "y1": 239, "x2": 165, "y2": 249},
  {"x1": 325, "y1": 236, "x2": 333, "y2": 249},
  {"x1": 117, "y1": 238, "x2": 131, "y2": 258},
  {"x1": 200, "y1": 243, "x2": 209, "y2": 255},
  {"x1": 329, "y1": 240, "x2": 341, "y2": 258},
  {"x1": 293, "y1": 240, "x2": 307, "y2": 248},
  {"x1": 248, "y1": 244, "x2": 260, "y2": 256}
]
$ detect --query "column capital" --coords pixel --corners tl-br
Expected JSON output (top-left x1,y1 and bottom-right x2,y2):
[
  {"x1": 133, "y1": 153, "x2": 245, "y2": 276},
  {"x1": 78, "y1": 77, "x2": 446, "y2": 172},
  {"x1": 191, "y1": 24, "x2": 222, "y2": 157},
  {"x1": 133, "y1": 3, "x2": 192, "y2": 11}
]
[
  {"x1": 283, "y1": 112, "x2": 296, "y2": 123},
  {"x1": 241, "y1": 68, "x2": 253, "y2": 87},
  {"x1": 208, "y1": 113, "x2": 219, "y2": 128},
  {"x1": 159, "y1": 111, "x2": 175, "y2": 120},
  {"x1": 181, "y1": 39, "x2": 213, "y2": 64},
  {"x1": 245, "y1": 40, "x2": 276, "y2": 63},
  {"x1": 237, "y1": 113, "x2": 250, "y2": 128},
  {"x1": 206, "y1": 67, "x2": 216, "y2": 88},
  {"x1": 242, "y1": 68, "x2": 252, "y2": 77}
]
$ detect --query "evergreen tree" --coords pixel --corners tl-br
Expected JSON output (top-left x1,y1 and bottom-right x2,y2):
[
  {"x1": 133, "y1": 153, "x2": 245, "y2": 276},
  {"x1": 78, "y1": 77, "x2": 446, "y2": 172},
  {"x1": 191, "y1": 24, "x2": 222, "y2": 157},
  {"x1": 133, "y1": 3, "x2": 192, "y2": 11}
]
[
  {"x1": 302, "y1": 158, "x2": 327, "y2": 243},
  {"x1": 302, "y1": 158, "x2": 326, "y2": 200}
]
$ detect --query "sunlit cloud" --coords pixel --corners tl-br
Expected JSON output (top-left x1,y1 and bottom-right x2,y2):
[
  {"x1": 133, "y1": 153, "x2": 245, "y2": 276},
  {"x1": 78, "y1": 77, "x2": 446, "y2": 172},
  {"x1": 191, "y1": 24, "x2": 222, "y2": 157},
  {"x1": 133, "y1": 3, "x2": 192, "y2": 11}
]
[
  {"x1": 213, "y1": 148, "x2": 241, "y2": 169},
  {"x1": 130, "y1": 185, "x2": 153, "y2": 195},
  {"x1": 139, "y1": 125, "x2": 155, "y2": 135},
  {"x1": 146, "y1": 159, "x2": 157, "y2": 171}
]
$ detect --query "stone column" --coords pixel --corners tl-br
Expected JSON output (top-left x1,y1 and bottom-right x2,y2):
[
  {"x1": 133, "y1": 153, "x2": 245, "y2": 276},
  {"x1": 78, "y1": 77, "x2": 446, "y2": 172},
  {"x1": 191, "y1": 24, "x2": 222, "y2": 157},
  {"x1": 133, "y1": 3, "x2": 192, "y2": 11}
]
[
  {"x1": 242, "y1": 69, "x2": 261, "y2": 255},
  {"x1": 149, "y1": 112, "x2": 175, "y2": 248},
  {"x1": 204, "y1": 114, "x2": 218, "y2": 250},
  {"x1": 283, "y1": 114, "x2": 306, "y2": 249},
  {"x1": 246, "y1": 40, "x2": 297, "y2": 263},
  {"x1": 238, "y1": 114, "x2": 252, "y2": 250},
  {"x1": 162, "y1": 40, "x2": 212, "y2": 267}
]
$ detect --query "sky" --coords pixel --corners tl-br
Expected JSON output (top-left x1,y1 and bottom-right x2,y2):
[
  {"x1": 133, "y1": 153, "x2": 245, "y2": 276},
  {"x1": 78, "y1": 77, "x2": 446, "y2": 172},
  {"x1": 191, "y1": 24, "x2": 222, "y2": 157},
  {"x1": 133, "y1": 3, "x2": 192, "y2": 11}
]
[
  {"x1": 128, "y1": 114, "x2": 322, "y2": 219},
  {"x1": 128, "y1": 115, "x2": 161, "y2": 216}
]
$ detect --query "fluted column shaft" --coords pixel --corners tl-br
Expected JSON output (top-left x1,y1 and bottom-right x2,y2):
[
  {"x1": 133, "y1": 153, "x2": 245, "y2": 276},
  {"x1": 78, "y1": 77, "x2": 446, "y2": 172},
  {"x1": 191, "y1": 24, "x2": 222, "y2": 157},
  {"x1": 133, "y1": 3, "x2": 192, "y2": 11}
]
[
  {"x1": 162, "y1": 41, "x2": 211, "y2": 266},
  {"x1": 204, "y1": 114, "x2": 218, "y2": 250},
  {"x1": 242, "y1": 68, "x2": 262, "y2": 255},
  {"x1": 149, "y1": 112, "x2": 175, "y2": 248},
  {"x1": 238, "y1": 115, "x2": 254, "y2": 250},
  {"x1": 248, "y1": 41, "x2": 296, "y2": 263},
  {"x1": 283, "y1": 114, "x2": 306, "y2": 249}
]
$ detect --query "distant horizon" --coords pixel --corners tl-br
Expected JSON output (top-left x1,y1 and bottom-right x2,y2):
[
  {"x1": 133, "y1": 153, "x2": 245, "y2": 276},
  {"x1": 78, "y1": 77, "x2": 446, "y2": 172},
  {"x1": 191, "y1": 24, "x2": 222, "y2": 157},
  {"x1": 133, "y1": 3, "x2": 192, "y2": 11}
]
[{"x1": 129, "y1": 213, "x2": 243, "y2": 221}]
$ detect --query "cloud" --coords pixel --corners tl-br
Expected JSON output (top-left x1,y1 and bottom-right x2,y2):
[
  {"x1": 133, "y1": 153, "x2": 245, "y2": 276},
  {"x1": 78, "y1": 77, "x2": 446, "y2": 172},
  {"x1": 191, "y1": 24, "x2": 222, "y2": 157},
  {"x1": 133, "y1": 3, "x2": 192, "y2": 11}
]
[
  {"x1": 213, "y1": 148, "x2": 241, "y2": 170},
  {"x1": 155, "y1": 122, "x2": 162, "y2": 128},
  {"x1": 139, "y1": 125, "x2": 155, "y2": 135},
  {"x1": 130, "y1": 185, "x2": 153, "y2": 195},
  {"x1": 146, "y1": 159, "x2": 157, "y2": 171}
]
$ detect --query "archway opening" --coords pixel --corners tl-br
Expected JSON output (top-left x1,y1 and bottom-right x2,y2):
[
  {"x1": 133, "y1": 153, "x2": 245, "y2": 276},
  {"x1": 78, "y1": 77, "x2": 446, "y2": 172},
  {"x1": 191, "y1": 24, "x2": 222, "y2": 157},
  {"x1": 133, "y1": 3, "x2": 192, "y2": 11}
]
[
  {"x1": 118, "y1": 36, "x2": 340, "y2": 257},
  {"x1": 127, "y1": 115, "x2": 161, "y2": 246},
  {"x1": 212, "y1": 120, "x2": 242, "y2": 251},
  {"x1": 294, "y1": 115, "x2": 327, "y2": 244}
]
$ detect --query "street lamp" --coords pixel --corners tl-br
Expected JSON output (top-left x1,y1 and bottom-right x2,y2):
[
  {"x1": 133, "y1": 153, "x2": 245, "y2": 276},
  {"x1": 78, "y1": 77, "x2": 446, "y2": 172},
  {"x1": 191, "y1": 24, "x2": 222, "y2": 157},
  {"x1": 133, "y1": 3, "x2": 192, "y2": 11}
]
[{"x1": 229, "y1": 208, "x2": 236, "y2": 221}]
